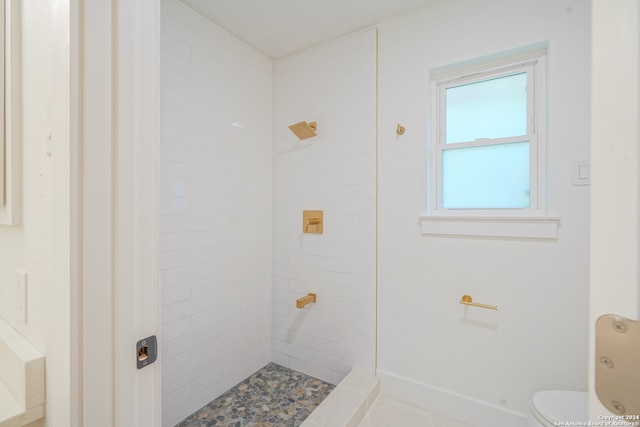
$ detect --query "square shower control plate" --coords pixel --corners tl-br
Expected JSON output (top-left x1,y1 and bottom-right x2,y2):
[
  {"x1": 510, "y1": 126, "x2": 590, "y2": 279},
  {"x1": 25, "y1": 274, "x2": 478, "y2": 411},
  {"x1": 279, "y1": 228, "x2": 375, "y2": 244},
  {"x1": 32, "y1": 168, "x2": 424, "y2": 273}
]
[{"x1": 303, "y1": 210, "x2": 323, "y2": 234}]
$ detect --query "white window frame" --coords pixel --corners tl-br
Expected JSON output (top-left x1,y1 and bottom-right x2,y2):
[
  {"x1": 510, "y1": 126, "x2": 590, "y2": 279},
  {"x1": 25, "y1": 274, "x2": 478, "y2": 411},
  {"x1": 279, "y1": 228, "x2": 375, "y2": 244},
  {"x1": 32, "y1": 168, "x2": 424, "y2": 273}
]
[{"x1": 422, "y1": 49, "x2": 559, "y2": 239}]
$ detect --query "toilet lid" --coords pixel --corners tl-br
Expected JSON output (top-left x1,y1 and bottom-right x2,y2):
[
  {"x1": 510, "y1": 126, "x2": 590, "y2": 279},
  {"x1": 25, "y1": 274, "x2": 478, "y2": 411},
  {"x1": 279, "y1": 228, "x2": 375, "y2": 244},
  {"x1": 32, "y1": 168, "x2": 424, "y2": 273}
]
[{"x1": 532, "y1": 390, "x2": 588, "y2": 423}]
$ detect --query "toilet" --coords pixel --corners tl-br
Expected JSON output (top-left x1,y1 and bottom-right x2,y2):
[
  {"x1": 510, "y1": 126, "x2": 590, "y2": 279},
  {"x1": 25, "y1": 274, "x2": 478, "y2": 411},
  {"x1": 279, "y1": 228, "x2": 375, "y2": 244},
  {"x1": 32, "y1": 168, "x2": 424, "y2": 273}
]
[{"x1": 527, "y1": 390, "x2": 588, "y2": 427}]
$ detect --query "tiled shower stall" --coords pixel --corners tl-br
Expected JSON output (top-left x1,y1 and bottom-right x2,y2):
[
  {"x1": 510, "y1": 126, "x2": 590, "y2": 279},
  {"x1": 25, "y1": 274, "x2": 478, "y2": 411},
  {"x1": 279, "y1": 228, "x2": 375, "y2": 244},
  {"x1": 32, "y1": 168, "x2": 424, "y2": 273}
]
[{"x1": 160, "y1": 1, "x2": 376, "y2": 425}]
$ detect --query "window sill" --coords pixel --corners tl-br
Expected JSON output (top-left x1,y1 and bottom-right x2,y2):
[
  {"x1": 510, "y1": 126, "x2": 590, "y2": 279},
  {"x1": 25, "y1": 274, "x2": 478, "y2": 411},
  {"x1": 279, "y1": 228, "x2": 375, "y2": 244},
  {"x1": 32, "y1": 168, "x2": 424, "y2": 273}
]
[{"x1": 419, "y1": 215, "x2": 560, "y2": 239}]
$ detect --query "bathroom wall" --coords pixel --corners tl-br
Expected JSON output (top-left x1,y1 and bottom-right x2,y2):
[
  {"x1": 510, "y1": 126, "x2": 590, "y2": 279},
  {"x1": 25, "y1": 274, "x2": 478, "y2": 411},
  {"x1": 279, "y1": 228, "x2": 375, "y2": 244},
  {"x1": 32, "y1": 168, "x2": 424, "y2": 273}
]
[
  {"x1": 161, "y1": 0, "x2": 589, "y2": 424},
  {"x1": 271, "y1": 30, "x2": 377, "y2": 385},
  {"x1": 160, "y1": 1, "x2": 273, "y2": 425},
  {"x1": 589, "y1": 0, "x2": 640, "y2": 419},
  {"x1": 377, "y1": 0, "x2": 590, "y2": 426},
  {"x1": 0, "y1": 1, "x2": 70, "y2": 426}
]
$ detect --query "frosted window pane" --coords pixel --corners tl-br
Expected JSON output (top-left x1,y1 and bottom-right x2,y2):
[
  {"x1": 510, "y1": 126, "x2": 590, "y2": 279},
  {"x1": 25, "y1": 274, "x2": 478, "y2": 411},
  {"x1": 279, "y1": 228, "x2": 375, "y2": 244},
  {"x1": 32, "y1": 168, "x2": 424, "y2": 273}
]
[
  {"x1": 446, "y1": 73, "x2": 527, "y2": 144},
  {"x1": 442, "y1": 142, "x2": 530, "y2": 209}
]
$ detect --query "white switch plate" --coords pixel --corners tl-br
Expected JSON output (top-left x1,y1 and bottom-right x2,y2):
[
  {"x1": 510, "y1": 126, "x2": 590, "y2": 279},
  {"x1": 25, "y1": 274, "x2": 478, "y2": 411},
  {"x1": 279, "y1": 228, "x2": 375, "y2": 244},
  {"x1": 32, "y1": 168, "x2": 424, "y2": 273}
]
[
  {"x1": 17, "y1": 270, "x2": 28, "y2": 324},
  {"x1": 572, "y1": 160, "x2": 590, "y2": 186}
]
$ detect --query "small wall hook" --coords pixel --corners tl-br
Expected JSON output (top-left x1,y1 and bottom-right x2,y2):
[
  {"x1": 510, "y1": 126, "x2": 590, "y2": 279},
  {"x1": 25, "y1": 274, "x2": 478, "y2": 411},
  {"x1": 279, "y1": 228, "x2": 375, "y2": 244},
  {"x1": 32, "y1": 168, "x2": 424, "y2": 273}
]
[{"x1": 396, "y1": 124, "x2": 405, "y2": 135}]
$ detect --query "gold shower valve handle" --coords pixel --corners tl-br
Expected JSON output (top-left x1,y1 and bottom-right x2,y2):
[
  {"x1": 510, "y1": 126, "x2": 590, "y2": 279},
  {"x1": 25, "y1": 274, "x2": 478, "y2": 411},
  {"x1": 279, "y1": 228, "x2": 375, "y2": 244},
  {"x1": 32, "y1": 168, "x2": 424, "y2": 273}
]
[
  {"x1": 303, "y1": 210, "x2": 323, "y2": 234},
  {"x1": 460, "y1": 294, "x2": 498, "y2": 310}
]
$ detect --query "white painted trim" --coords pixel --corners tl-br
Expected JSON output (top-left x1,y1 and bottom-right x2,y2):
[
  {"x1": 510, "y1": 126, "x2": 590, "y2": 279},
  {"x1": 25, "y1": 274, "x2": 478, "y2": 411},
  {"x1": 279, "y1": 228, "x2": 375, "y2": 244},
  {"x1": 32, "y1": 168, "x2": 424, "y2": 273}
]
[
  {"x1": 0, "y1": 0, "x2": 5, "y2": 210},
  {"x1": 0, "y1": 0, "x2": 22, "y2": 225},
  {"x1": 419, "y1": 215, "x2": 559, "y2": 239},
  {"x1": 430, "y1": 46, "x2": 548, "y2": 82},
  {"x1": 589, "y1": 0, "x2": 640, "y2": 421},
  {"x1": 377, "y1": 369, "x2": 528, "y2": 427},
  {"x1": 73, "y1": 0, "x2": 116, "y2": 422},
  {"x1": 429, "y1": 49, "x2": 547, "y2": 216},
  {"x1": 70, "y1": 0, "x2": 161, "y2": 425},
  {"x1": 113, "y1": 1, "x2": 162, "y2": 425},
  {"x1": 69, "y1": 1, "x2": 81, "y2": 424}
]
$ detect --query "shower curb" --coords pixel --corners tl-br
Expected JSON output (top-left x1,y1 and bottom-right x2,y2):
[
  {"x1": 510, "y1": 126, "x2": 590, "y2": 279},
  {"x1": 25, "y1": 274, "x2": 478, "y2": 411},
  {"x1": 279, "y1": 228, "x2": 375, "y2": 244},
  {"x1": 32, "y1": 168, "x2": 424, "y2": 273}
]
[{"x1": 301, "y1": 368, "x2": 380, "y2": 427}]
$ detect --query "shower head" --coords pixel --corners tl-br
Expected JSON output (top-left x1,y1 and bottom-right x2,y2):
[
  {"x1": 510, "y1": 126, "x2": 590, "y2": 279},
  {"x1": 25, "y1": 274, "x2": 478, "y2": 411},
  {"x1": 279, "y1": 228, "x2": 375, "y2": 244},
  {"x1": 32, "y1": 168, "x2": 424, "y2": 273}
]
[{"x1": 288, "y1": 121, "x2": 317, "y2": 140}]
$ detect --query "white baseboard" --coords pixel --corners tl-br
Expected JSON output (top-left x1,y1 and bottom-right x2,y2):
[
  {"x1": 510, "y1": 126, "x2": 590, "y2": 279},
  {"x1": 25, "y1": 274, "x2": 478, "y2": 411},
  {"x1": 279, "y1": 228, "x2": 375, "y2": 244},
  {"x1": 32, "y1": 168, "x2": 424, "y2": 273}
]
[{"x1": 377, "y1": 369, "x2": 528, "y2": 427}]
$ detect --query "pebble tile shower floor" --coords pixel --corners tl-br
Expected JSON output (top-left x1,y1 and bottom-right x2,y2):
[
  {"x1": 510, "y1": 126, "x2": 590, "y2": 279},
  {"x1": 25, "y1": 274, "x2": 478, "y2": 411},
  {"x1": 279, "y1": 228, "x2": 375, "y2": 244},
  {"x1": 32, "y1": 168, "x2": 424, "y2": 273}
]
[{"x1": 175, "y1": 363, "x2": 335, "y2": 427}]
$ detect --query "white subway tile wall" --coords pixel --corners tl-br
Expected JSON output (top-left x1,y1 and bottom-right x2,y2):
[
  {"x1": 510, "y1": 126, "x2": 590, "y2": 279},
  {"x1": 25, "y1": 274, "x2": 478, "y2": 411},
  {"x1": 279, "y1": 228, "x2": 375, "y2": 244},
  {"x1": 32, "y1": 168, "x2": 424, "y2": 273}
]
[
  {"x1": 272, "y1": 30, "x2": 377, "y2": 386},
  {"x1": 161, "y1": 0, "x2": 377, "y2": 423},
  {"x1": 160, "y1": 1, "x2": 272, "y2": 425}
]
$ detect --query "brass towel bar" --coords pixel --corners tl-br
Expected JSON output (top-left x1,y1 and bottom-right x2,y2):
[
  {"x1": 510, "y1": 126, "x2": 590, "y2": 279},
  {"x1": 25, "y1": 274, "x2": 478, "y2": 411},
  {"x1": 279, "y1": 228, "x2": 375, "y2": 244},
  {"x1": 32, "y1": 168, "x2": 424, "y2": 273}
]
[{"x1": 460, "y1": 294, "x2": 498, "y2": 311}]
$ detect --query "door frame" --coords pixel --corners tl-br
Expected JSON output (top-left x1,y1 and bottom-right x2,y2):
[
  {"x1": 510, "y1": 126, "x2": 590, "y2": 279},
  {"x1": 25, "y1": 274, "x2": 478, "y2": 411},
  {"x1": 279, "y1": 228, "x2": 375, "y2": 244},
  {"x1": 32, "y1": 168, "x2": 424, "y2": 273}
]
[
  {"x1": 589, "y1": 0, "x2": 640, "y2": 420},
  {"x1": 70, "y1": 1, "x2": 162, "y2": 425}
]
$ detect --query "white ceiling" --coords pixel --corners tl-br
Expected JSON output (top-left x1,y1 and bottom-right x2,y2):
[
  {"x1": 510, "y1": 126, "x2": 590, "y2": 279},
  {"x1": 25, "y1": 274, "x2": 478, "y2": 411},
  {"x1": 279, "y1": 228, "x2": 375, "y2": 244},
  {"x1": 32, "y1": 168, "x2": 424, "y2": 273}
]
[{"x1": 181, "y1": 0, "x2": 441, "y2": 60}]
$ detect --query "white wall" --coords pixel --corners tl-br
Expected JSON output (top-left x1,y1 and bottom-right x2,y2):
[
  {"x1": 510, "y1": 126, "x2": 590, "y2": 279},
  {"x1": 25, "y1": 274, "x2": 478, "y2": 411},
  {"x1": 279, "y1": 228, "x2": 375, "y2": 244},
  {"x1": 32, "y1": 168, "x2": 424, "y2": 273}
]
[
  {"x1": 271, "y1": 30, "x2": 377, "y2": 385},
  {"x1": 377, "y1": 1, "x2": 590, "y2": 426},
  {"x1": 0, "y1": 1, "x2": 70, "y2": 426},
  {"x1": 160, "y1": 1, "x2": 272, "y2": 425},
  {"x1": 589, "y1": 0, "x2": 640, "y2": 420}
]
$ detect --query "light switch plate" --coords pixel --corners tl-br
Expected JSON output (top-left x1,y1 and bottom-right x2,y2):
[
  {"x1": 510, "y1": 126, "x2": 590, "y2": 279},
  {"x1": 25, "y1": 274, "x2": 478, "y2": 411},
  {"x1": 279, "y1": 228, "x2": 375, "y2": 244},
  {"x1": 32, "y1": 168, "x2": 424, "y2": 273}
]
[
  {"x1": 17, "y1": 270, "x2": 27, "y2": 324},
  {"x1": 572, "y1": 160, "x2": 590, "y2": 186}
]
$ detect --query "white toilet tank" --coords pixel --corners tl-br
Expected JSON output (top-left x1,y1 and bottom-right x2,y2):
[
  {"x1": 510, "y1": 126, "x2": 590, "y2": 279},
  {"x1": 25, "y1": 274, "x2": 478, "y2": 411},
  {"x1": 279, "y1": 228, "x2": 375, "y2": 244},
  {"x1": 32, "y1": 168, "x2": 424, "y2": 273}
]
[{"x1": 527, "y1": 390, "x2": 588, "y2": 427}]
